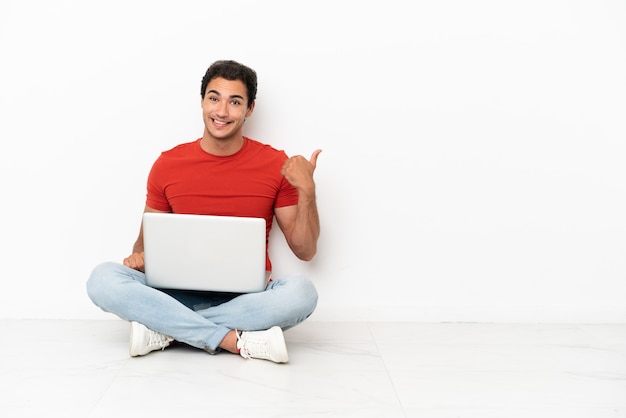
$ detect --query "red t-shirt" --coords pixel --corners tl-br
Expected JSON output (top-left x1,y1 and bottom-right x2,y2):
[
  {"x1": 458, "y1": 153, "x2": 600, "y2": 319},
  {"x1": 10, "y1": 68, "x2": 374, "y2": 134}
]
[{"x1": 146, "y1": 137, "x2": 299, "y2": 271}]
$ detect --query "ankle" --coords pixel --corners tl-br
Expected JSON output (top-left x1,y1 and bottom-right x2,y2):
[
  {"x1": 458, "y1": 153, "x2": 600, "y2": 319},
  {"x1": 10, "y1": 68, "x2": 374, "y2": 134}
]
[{"x1": 218, "y1": 329, "x2": 240, "y2": 354}]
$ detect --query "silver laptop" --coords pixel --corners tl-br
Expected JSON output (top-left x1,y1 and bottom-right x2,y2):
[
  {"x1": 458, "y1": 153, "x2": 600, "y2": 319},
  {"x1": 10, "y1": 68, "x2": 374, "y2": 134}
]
[{"x1": 142, "y1": 212, "x2": 269, "y2": 293}]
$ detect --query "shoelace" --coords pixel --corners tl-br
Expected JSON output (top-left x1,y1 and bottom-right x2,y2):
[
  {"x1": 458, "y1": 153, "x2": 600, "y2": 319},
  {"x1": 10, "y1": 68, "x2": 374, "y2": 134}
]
[
  {"x1": 148, "y1": 330, "x2": 171, "y2": 351},
  {"x1": 237, "y1": 331, "x2": 269, "y2": 359}
]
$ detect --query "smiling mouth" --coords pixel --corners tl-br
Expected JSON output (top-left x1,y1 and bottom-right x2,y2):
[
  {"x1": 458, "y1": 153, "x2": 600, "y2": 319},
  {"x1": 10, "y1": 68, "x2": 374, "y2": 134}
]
[{"x1": 212, "y1": 118, "x2": 230, "y2": 126}]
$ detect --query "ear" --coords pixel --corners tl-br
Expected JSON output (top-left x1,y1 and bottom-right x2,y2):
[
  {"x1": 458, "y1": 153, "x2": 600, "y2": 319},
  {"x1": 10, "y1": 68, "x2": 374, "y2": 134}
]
[{"x1": 246, "y1": 101, "x2": 255, "y2": 118}]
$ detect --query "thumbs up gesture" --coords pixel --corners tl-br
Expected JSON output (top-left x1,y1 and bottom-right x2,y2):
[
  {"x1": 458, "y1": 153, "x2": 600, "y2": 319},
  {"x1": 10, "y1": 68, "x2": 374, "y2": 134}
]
[{"x1": 281, "y1": 149, "x2": 322, "y2": 198}]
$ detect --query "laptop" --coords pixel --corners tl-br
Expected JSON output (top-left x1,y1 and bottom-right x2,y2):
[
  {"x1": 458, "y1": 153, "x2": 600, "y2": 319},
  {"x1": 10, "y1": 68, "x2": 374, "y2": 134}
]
[{"x1": 142, "y1": 212, "x2": 269, "y2": 293}]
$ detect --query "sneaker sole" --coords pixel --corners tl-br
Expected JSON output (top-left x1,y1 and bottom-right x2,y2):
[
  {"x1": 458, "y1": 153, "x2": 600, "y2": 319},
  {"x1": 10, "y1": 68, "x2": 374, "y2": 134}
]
[
  {"x1": 268, "y1": 326, "x2": 289, "y2": 363},
  {"x1": 129, "y1": 321, "x2": 144, "y2": 357}
]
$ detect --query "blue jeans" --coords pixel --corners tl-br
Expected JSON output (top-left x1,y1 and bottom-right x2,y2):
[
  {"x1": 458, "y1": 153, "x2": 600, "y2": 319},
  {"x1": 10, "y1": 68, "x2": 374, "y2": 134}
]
[{"x1": 86, "y1": 262, "x2": 318, "y2": 351}]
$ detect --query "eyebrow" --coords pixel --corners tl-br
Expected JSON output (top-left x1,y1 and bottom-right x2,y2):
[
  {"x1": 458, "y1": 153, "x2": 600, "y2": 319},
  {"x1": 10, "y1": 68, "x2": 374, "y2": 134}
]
[{"x1": 206, "y1": 89, "x2": 245, "y2": 101}]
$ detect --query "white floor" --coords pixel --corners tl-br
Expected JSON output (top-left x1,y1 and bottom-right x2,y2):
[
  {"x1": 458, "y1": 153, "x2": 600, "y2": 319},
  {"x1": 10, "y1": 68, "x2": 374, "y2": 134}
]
[{"x1": 1, "y1": 320, "x2": 625, "y2": 417}]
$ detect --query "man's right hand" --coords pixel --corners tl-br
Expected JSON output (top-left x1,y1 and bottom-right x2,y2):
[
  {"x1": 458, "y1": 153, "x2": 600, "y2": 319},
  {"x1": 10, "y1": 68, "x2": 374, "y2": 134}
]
[{"x1": 123, "y1": 252, "x2": 145, "y2": 272}]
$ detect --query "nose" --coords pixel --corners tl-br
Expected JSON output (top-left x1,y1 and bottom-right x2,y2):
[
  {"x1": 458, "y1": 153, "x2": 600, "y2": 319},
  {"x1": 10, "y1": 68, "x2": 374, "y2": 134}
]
[{"x1": 215, "y1": 100, "x2": 229, "y2": 118}]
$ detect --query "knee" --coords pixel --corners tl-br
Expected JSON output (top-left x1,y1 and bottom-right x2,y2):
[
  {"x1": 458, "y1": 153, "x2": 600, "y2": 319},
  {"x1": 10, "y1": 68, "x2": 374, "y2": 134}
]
[
  {"x1": 85, "y1": 261, "x2": 123, "y2": 305},
  {"x1": 299, "y1": 276, "x2": 319, "y2": 314},
  {"x1": 283, "y1": 275, "x2": 319, "y2": 318}
]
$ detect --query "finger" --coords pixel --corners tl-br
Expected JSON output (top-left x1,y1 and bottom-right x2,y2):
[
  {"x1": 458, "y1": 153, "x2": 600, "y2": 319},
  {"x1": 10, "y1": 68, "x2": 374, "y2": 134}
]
[{"x1": 309, "y1": 149, "x2": 322, "y2": 168}]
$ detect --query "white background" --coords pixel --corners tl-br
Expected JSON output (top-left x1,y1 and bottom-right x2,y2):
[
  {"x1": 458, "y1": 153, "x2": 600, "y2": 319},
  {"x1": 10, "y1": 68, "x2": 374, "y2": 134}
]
[{"x1": 0, "y1": 0, "x2": 624, "y2": 322}]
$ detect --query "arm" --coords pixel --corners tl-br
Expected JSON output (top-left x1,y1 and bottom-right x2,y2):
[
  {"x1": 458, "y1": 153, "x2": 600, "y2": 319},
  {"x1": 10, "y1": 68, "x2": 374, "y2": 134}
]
[
  {"x1": 275, "y1": 149, "x2": 322, "y2": 261},
  {"x1": 123, "y1": 205, "x2": 169, "y2": 271}
]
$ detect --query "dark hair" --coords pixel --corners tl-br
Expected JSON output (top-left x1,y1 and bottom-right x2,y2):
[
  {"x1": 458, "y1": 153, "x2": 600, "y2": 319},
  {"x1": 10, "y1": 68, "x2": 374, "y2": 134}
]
[{"x1": 200, "y1": 60, "x2": 257, "y2": 108}]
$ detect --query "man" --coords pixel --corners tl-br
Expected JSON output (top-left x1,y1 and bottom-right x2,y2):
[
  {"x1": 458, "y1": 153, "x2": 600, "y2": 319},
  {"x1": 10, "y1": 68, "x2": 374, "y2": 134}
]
[{"x1": 86, "y1": 60, "x2": 321, "y2": 364}]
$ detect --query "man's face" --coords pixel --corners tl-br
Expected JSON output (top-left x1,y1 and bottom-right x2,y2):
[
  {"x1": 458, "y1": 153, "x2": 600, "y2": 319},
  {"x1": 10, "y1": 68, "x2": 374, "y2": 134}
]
[{"x1": 201, "y1": 77, "x2": 254, "y2": 141}]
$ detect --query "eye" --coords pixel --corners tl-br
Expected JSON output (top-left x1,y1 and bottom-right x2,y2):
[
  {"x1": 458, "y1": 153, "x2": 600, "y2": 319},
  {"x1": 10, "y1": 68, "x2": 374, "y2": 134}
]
[{"x1": 230, "y1": 99, "x2": 241, "y2": 106}]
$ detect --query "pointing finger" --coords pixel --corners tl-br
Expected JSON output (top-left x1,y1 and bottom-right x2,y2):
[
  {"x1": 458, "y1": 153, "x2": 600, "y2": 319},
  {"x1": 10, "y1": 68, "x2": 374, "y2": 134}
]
[{"x1": 309, "y1": 149, "x2": 322, "y2": 168}]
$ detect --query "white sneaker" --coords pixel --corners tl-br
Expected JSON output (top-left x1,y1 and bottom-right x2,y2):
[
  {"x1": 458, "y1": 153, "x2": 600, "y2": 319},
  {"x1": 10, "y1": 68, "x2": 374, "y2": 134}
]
[
  {"x1": 236, "y1": 326, "x2": 289, "y2": 363},
  {"x1": 129, "y1": 321, "x2": 174, "y2": 357}
]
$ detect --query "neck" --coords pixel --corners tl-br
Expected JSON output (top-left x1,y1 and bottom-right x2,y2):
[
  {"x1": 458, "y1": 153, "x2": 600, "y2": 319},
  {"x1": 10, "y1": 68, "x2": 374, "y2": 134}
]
[{"x1": 200, "y1": 134, "x2": 245, "y2": 156}]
